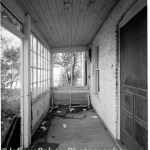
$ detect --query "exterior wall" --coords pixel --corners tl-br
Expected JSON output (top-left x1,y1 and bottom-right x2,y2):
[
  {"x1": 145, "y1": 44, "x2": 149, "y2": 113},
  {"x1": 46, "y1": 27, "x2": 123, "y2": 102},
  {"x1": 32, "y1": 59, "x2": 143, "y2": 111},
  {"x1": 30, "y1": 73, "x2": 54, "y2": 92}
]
[
  {"x1": 90, "y1": 0, "x2": 144, "y2": 139},
  {"x1": 32, "y1": 91, "x2": 51, "y2": 134}
]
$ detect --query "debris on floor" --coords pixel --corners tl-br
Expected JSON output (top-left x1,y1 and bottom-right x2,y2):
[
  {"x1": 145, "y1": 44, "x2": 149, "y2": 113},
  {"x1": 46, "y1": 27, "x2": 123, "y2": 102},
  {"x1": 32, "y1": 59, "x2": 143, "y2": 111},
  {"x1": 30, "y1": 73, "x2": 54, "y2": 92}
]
[
  {"x1": 42, "y1": 121, "x2": 47, "y2": 125},
  {"x1": 57, "y1": 110, "x2": 62, "y2": 113},
  {"x1": 69, "y1": 108, "x2": 75, "y2": 112},
  {"x1": 31, "y1": 109, "x2": 54, "y2": 144},
  {"x1": 40, "y1": 126, "x2": 46, "y2": 131},
  {"x1": 31, "y1": 142, "x2": 59, "y2": 150},
  {"x1": 91, "y1": 115, "x2": 98, "y2": 119},
  {"x1": 63, "y1": 124, "x2": 67, "y2": 128},
  {"x1": 53, "y1": 105, "x2": 69, "y2": 117},
  {"x1": 66, "y1": 113, "x2": 86, "y2": 120}
]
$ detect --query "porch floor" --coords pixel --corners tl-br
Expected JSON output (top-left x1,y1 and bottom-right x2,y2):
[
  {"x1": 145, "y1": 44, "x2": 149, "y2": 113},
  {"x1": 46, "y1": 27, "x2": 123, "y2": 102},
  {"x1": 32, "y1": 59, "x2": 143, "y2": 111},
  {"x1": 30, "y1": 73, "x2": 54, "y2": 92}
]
[{"x1": 46, "y1": 109, "x2": 118, "y2": 150}]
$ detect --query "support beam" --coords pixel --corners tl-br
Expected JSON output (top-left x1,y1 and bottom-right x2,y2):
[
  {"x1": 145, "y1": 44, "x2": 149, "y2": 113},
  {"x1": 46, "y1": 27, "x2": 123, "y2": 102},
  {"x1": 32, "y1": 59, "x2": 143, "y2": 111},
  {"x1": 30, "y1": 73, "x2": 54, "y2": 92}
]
[
  {"x1": 51, "y1": 46, "x2": 87, "y2": 53},
  {"x1": 50, "y1": 52, "x2": 53, "y2": 88},
  {"x1": 21, "y1": 14, "x2": 31, "y2": 148}
]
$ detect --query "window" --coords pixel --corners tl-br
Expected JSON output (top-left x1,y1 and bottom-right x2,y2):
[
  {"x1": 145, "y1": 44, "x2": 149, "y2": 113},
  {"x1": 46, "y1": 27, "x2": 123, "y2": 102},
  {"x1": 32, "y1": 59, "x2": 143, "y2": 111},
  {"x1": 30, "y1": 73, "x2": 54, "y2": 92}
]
[
  {"x1": 30, "y1": 34, "x2": 51, "y2": 99},
  {"x1": 96, "y1": 46, "x2": 99, "y2": 93},
  {"x1": 53, "y1": 51, "x2": 87, "y2": 87}
]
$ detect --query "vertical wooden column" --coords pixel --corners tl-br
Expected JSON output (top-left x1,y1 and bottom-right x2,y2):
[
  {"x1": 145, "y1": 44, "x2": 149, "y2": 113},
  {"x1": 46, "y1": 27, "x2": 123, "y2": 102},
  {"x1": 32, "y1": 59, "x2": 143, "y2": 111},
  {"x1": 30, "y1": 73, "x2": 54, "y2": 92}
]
[
  {"x1": 71, "y1": 52, "x2": 73, "y2": 86},
  {"x1": 21, "y1": 14, "x2": 31, "y2": 148},
  {"x1": 50, "y1": 52, "x2": 53, "y2": 88},
  {"x1": 50, "y1": 53, "x2": 53, "y2": 107}
]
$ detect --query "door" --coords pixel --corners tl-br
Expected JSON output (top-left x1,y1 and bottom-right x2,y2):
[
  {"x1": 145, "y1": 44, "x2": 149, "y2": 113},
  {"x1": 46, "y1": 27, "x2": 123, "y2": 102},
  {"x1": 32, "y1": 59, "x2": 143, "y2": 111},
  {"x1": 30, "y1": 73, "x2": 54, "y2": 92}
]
[{"x1": 120, "y1": 7, "x2": 147, "y2": 150}]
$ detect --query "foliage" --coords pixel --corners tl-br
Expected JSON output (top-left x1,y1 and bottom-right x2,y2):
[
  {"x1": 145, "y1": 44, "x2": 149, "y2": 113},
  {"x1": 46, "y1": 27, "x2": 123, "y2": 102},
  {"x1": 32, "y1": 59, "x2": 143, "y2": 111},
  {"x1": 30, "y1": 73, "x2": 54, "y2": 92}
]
[
  {"x1": 1, "y1": 35, "x2": 20, "y2": 90},
  {"x1": 1, "y1": 27, "x2": 21, "y2": 141},
  {"x1": 53, "y1": 52, "x2": 81, "y2": 86}
]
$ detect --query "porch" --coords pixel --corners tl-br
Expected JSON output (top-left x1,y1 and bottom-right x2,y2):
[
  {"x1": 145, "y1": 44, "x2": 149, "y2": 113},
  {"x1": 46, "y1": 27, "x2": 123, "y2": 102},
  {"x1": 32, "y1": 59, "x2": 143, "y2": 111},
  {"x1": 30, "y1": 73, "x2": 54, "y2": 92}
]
[
  {"x1": 1, "y1": 0, "x2": 147, "y2": 150},
  {"x1": 30, "y1": 107, "x2": 119, "y2": 150}
]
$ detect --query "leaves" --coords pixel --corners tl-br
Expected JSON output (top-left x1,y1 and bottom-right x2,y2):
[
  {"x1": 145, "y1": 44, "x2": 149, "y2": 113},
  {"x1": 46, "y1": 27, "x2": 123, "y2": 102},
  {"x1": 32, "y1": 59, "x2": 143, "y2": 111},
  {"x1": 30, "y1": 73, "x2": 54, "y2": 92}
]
[
  {"x1": 1, "y1": 28, "x2": 20, "y2": 89},
  {"x1": 53, "y1": 52, "x2": 82, "y2": 86}
]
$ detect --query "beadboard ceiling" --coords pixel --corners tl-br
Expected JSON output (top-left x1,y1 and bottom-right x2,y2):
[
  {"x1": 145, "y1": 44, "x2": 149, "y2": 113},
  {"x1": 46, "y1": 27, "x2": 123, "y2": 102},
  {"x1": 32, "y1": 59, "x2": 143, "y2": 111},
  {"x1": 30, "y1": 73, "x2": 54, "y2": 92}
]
[{"x1": 16, "y1": 0, "x2": 116, "y2": 48}]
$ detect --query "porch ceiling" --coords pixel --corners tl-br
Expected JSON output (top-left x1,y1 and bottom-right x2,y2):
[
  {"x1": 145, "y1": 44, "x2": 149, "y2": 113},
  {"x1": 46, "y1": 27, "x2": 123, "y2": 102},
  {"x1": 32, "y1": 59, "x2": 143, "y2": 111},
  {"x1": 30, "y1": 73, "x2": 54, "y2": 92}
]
[{"x1": 17, "y1": 0, "x2": 116, "y2": 48}]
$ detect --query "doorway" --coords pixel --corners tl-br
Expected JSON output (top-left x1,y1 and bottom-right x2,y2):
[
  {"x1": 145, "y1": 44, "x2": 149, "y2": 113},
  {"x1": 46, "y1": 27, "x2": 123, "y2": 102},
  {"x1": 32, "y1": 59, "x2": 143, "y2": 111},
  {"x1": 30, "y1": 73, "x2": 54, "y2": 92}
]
[
  {"x1": 1, "y1": 26, "x2": 22, "y2": 147},
  {"x1": 120, "y1": 7, "x2": 147, "y2": 150}
]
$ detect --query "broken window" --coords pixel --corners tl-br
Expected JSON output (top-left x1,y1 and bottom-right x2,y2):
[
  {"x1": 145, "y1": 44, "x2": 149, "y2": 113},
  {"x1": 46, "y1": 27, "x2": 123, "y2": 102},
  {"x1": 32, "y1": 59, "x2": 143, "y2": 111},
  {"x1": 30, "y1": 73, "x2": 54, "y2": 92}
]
[
  {"x1": 53, "y1": 51, "x2": 87, "y2": 87},
  {"x1": 30, "y1": 34, "x2": 51, "y2": 99}
]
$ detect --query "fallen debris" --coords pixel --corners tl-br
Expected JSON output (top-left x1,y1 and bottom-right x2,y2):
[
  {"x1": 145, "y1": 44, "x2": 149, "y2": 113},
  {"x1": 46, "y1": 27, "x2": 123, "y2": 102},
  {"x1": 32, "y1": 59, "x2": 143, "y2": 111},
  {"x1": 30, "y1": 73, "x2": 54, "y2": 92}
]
[
  {"x1": 66, "y1": 113, "x2": 86, "y2": 120},
  {"x1": 91, "y1": 115, "x2": 98, "y2": 119},
  {"x1": 40, "y1": 126, "x2": 46, "y2": 131},
  {"x1": 69, "y1": 108, "x2": 75, "y2": 112},
  {"x1": 53, "y1": 105, "x2": 69, "y2": 117},
  {"x1": 57, "y1": 111, "x2": 62, "y2": 113},
  {"x1": 42, "y1": 121, "x2": 47, "y2": 126},
  {"x1": 63, "y1": 124, "x2": 67, "y2": 128}
]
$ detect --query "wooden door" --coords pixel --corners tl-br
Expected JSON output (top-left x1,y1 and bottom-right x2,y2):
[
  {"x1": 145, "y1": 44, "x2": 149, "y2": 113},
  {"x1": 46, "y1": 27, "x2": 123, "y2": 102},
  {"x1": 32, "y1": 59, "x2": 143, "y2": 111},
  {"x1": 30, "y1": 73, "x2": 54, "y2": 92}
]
[{"x1": 120, "y1": 7, "x2": 147, "y2": 150}]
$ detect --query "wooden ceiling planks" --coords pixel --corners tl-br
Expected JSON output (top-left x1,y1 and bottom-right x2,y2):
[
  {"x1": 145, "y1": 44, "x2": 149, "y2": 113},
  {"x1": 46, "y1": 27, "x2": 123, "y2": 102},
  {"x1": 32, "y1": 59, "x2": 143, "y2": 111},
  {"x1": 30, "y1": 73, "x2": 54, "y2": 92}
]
[
  {"x1": 85, "y1": 0, "x2": 117, "y2": 43},
  {"x1": 32, "y1": 0, "x2": 59, "y2": 47},
  {"x1": 74, "y1": 0, "x2": 87, "y2": 46},
  {"x1": 55, "y1": 0, "x2": 68, "y2": 47},
  {"x1": 17, "y1": 0, "x2": 117, "y2": 48},
  {"x1": 78, "y1": 0, "x2": 99, "y2": 46},
  {"x1": 46, "y1": 0, "x2": 65, "y2": 47},
  {"x1": 17, "y1": 0, "x2": 54, "y2": 47},
  {"x1": 65, "y1": 0, "x2": 73, "y2": 47},
  {"x1": 72, "y1": 0, "x2": 80, "y2": 47}
]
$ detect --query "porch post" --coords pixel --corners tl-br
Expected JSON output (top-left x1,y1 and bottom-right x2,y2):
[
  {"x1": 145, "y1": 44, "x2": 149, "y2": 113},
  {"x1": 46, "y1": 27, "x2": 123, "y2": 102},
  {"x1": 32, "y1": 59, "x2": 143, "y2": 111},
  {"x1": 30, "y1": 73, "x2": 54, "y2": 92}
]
[
  {"x1": 51, "y1": 52, "x2": 53, "y2": 88},
  {"x1": 21, "y1": 14, "x2": 31, "y2": 148}
]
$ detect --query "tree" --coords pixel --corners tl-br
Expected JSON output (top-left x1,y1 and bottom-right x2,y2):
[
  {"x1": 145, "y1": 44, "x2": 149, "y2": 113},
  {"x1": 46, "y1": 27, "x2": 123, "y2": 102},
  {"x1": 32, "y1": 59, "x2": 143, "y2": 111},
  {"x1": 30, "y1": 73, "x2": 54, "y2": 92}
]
[
  {"x1": 53, "y1": 52, "x2": 82, "y2": 86},
  {"x1": 1, "y1": 28, "x2": 21, "y2": 106},
  {"x1": 1, "y1": 36, "x2": 20, "y2": 90}
]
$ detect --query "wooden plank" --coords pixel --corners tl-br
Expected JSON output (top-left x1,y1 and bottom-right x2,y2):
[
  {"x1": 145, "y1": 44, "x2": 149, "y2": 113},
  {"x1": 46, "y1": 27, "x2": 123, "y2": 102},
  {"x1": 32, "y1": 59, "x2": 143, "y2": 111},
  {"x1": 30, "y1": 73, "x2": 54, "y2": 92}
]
[
  {"x1": 75, "y1": 0, "x2": 86, "y2": 46},
  {"x1": 29, "y1": 0, "x2": 58, "y2": 47},
  {"x1": 64, "y1": 0, "x2": 73, "y2": 47},
  {"x1": 76, "y1": 0, "x2": 89, "y2": 45},
  {"x1": 31, "y1": 21, "x2": 51, "y2": 51},
  {"x1": 47, "y1": 111, "x2": 118, "y2": 149},
  {"x1": 56, "y1": 0, "x2": 68, "y2": 47},
  {"x1": 22, "y1": 14, "x2": 32, "y2": 148},
  {"x1": 18, "y1": 0, "x2": 55, "y2": 47},
  {"x1": 31, "y1": 0, "x2": 58, "y2": 46},
  {"x1": 53, "y1": 0, "x2": 65, "y2": 47},
  {"x1": 86, "y1": 0, "x2": 117, "y2": 43},
  {"x1": 51, "y1": 46, "x2": 87, "y2": 53},
  {"x1": 80, "y1": 0, "x2": 105, "y2": 45},
  {"x1": 71, "y1": 0, "x2": 79, "y2": 47},
  {"x1": 39, "y1": 0, "x2": 62, "y2": 47},
  {"x1": 46, "y1": 0, "x2": 64, "y2": 47}
]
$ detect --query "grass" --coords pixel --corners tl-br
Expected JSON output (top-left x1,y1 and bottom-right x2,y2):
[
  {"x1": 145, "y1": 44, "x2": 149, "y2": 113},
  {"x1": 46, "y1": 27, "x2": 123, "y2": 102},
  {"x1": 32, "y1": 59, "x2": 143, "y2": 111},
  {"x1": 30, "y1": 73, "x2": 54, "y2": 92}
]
[{"x1": 1, "y1": 88, "x2": 20, "y2": 141}]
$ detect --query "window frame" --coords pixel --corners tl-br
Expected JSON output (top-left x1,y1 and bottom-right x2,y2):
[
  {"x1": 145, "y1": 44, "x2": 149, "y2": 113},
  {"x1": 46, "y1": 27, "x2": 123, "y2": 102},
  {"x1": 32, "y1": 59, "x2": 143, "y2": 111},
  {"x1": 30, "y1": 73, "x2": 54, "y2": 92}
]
[
  {"x1": 30, "y1": 33, "x2": 51, "y2": 100},
  {"x1": 95, "y1": 46, "x2": 100, "y2": 93}
]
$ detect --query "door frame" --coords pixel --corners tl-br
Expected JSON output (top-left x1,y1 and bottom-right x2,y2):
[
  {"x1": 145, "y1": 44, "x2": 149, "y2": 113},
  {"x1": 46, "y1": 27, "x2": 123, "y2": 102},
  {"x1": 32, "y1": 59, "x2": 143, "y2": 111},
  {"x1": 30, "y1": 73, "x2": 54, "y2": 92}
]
[
  {"x1": 117, "y1": 0, "x2": 147, "y2": 142},
  {"x1": 116, "y1": 0, "x2": 147, "y2": 140}
]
